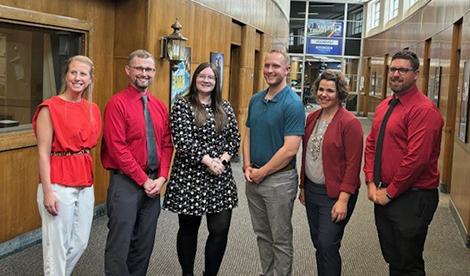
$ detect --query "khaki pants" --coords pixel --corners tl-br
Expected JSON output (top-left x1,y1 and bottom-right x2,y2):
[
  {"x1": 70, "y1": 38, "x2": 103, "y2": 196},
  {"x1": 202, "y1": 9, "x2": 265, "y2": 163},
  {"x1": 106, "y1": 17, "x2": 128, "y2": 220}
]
[{"x1": 245, "y1": 169, "x2": 298, "y2": 276}]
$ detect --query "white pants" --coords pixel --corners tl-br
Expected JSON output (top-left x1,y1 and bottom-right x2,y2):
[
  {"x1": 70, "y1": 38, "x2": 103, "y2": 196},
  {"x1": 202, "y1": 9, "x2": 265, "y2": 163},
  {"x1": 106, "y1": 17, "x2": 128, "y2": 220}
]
[{"x1": 37, "y1": 184, "x2": 94, "y2": 276}]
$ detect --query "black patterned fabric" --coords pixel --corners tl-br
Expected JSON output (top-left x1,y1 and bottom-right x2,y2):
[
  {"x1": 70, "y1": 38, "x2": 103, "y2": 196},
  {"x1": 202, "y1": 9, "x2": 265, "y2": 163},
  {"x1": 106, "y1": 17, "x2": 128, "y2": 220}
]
[{"x1": 164, "y1": 97, "x2": 240, "y2": 215}]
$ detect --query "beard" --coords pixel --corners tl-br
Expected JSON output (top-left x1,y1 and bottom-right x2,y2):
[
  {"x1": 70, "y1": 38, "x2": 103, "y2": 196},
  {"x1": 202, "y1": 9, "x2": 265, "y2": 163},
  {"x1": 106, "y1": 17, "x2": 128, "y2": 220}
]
[
  {"x1": 132, "y1": 78, "x2": 151, "y2": 91},
  {"x1": 389, "y1": 77, "x2": 414, "y2": 94}
]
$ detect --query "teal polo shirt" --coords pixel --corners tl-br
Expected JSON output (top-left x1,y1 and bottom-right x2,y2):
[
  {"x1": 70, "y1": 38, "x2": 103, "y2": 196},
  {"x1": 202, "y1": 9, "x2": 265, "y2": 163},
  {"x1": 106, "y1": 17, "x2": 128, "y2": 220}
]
[{"x1": 246, "y1": 85, "x2": 305, "y2": 167}]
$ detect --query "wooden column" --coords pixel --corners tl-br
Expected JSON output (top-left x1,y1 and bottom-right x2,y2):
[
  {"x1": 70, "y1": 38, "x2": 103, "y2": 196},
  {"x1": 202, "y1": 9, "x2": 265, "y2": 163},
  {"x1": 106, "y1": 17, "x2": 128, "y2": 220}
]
[
  {"x1": 441, "y1": 20, "x2": 463, "y2": 193},
  {"x1": 381, "y1": 54, "x2": 389, "y2": 99},
  {"x1": 362, "y1": 57, "x2": 371, "y2": 117},
  {"x1": 253, "y1": 31, "x2": 264, "y2": 93},
  {"x1": 237, "y1": 25, "x2": 256, "y2": 141},
  {"x1": 421, "y1": 38, "x2": 432, "y2": 95}
]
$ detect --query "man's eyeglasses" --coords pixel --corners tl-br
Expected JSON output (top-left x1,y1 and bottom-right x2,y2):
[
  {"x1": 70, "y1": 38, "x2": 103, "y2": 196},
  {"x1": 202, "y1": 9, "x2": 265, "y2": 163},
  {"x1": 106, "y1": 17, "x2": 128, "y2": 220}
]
[
  {"x1": 197, "y1": 74, "x2": 216, "y2": 81},
  {"x1": 129, "y1": 66, "x2": 156, "y2": 73},
  {"x1": 389, "y1": 67, "x2": 415, "y2": 74}
]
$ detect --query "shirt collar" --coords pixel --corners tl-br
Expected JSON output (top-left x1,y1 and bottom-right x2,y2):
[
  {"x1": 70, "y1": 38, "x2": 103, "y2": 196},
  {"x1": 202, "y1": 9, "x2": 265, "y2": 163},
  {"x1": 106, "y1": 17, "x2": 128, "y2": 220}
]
[
  {"x1": 264, "y1": 85, "x2": 290, "y2": 103},
  {"x1": 127, "y1": 84, "x2": 151, "y2": 102},
  {"x1": 393, "y1": 85, "x2": 419, "y2": 105}
]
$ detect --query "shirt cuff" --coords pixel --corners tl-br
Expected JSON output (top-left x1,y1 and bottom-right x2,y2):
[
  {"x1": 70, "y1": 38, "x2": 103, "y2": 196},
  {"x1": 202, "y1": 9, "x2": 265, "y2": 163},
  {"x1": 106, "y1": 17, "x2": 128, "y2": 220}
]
[{"x1": 386, "y1": 185, "x2": 399, "y2": 199}]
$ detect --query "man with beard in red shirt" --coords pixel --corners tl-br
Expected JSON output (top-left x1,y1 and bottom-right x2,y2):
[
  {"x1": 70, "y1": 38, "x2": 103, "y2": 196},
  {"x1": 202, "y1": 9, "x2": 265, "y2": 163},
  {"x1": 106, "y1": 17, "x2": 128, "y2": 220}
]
[{"x1": 364, "y1": 49, "x2": 443, "y2": 276}]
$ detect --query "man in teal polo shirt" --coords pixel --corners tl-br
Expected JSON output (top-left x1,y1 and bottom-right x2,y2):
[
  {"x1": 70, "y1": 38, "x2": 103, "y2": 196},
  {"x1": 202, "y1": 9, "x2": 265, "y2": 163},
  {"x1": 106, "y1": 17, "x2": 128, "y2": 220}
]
[{"x1": 243, "y1": 49, "x2": 305, "y2": 276}]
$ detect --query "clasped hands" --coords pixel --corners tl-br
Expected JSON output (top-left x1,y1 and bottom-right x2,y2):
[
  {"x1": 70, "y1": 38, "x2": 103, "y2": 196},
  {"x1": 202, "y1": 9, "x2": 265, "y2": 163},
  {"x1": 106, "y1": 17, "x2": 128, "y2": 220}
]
[
  {"x1": 143, "y1": 177, "x2": 166, "y2": 198},
  {"x1": 243, "y1": 165, "x2": 266, "y2": 184},
  {"x1": 202, "y1": 154, "x2": 229, "y2": 176},
  {"x1": 367, "y1": 182, "x2": 391, "y2": 206}
]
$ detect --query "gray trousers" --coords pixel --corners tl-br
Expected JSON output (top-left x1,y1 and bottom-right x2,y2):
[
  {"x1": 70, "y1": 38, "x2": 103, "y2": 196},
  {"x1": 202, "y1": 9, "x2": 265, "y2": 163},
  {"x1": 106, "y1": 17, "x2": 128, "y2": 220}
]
[
  {"x1": 104, "y1": 172, "x2": 161, "y2": 276},
  {"x1": 246, "y1": 169, "x2": 298, "y2": 276}
]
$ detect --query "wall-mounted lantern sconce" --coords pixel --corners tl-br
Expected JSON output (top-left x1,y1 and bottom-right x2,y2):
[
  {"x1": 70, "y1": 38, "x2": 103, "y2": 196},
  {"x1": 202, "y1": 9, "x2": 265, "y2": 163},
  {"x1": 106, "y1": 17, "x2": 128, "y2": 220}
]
[{"x1": 160, "y1": 19, "x2": 188, "y2": 69}]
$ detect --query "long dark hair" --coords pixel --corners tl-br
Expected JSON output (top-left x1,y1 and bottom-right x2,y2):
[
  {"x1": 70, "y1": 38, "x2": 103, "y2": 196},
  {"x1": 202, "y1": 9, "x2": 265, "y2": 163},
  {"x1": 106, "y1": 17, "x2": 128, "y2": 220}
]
[{"x1": 186, "y1": 63, "x2": 227, "y2": 133}]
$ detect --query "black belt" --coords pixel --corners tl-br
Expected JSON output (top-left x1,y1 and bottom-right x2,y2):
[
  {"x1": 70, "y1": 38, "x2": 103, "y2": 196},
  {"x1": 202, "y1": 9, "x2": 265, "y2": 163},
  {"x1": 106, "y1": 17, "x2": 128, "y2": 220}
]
[
  {"x1": 111, "y1": 168, "x2": 157, "y2": 176},
  {"x1": 252, "y1": 163, "x2": 294, "y2": 173},
  {"x1": 376, "y1": 181, "x2": 434, "y2": 192}
]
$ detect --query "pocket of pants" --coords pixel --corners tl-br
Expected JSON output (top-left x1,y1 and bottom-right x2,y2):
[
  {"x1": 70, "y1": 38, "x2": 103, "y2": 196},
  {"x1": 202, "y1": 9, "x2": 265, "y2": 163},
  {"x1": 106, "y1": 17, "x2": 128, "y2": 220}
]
[{"x1": 416, "y1": 191, "x2": 438, "y2": 227}]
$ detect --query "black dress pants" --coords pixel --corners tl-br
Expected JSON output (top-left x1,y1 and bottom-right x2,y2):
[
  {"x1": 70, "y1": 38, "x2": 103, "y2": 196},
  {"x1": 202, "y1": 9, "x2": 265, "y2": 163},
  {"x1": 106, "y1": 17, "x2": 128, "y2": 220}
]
[
  {"x1": 374, "y1": 188, "x2": 438, "y2": 276},
  {"x1": 177, "y1": 209, "x2": 232, "y2": 276},
  {"x1": 104, "y1": 172, "x2": 161, "y2": 276}
]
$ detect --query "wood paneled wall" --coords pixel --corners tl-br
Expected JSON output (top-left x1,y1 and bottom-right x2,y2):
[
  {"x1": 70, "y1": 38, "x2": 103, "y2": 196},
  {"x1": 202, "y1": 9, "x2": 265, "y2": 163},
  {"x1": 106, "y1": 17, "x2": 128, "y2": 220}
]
[
  {"x1": 451, "y1": 12, "x2": 470, "y2": 246},
  {"x1": 361, "y1": 0, "x2": 470, "y2": 246},
  {"x1": 0, "y1": 0, "x2": 288, "y2": 243},
  {"x1": 0, "y1": 0, "x2": 115, "y2": 243}
]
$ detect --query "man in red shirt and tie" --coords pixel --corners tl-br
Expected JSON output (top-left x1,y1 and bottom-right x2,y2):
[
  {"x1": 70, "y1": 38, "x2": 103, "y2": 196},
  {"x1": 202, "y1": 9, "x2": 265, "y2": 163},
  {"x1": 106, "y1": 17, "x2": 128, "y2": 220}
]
[
  {"x1": 364, "y1": 49, "x2": 444, "y2": 276},
  {"x1": 101, "y1": 49, "x2": 173, "y2": 276}
]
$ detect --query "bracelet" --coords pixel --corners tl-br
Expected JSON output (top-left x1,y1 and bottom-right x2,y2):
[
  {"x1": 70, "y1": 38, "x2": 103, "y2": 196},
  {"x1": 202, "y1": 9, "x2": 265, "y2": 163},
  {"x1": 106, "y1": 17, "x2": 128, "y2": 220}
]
[
  {"x1": 222, "y1": 160, "x2": 229, "y2": 166},
  {"x1": 386, "y1": 192, "x2": 393, "y2": 200}
]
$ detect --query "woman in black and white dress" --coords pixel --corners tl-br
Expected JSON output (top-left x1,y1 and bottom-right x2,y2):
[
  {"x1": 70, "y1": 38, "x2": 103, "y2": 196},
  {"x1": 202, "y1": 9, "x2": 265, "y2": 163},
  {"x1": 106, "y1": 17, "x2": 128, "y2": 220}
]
[{"x1": 164, "y1": 62, "x2": 240, "y2": 276}]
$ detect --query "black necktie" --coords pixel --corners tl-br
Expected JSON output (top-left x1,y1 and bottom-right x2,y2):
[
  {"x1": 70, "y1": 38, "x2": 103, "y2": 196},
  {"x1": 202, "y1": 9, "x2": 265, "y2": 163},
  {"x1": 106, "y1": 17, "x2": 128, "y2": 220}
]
[
  {"x1": 141, "y1": 95, "x2": 158, "y2": 171},
  {"x1": 373, "y1": 97, "x2": 399, "y2": 187}
]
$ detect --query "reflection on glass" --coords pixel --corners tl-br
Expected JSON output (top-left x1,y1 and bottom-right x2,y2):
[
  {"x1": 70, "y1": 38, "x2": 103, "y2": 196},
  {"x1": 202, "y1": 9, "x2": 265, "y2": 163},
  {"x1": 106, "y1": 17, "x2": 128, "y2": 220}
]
[{"x1": 0, "y1": 22, "x2": 82, "y2": 131}]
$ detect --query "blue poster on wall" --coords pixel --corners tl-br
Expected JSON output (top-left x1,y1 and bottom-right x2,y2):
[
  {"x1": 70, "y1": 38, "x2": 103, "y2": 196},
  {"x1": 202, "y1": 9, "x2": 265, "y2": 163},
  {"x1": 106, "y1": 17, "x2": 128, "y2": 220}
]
[
  {"x1": 306, "y1": 19, "x2": 343, "y2": 56},
  {"x1": 170, "y1": 47, "x2": 191, "y2": 106}
]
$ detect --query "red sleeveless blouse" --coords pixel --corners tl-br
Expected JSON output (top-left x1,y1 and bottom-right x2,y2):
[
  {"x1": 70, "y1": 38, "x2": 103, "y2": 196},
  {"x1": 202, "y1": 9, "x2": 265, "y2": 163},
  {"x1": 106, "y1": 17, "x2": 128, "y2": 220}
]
[{"x1": 32, "y1": 96, "x2": 101, "y2": 186}]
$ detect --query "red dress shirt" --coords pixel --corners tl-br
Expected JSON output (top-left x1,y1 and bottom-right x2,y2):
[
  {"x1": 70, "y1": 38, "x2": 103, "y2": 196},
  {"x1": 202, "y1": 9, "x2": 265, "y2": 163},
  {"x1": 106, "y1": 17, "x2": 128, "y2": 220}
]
[
  {"x1": 300, "y1": 107, "x2": 363, "y2": 198},
  {"x1": 364, "y1": 85, "x2": 444, "y2": 198},
  {"x1": 32, "y1": 96, "x2": 102, "y2": 186},
  {"x1": 101, "y1": 85, "x2": 173, "y2": 185}
]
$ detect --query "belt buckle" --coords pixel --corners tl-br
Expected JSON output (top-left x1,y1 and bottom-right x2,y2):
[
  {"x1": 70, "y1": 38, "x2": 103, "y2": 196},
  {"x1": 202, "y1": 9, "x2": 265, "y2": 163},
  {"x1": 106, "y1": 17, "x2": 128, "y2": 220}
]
[{"x1": 377, "y1": 181, "x2": 386, "y2": 188}]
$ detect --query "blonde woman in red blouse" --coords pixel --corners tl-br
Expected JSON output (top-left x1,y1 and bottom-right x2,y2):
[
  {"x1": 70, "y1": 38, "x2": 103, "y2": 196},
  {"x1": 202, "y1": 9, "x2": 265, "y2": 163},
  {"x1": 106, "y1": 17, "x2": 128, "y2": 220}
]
[{"x1": 33, "y1": 55, "x2": 101, "y2": 276}]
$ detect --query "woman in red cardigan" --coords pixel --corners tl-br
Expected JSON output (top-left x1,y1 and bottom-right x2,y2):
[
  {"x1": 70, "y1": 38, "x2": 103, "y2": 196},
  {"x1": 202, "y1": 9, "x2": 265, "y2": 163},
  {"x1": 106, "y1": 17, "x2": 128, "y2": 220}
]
[{"x1": 299, "y1": 70, "x2": 363, "y2": 276}]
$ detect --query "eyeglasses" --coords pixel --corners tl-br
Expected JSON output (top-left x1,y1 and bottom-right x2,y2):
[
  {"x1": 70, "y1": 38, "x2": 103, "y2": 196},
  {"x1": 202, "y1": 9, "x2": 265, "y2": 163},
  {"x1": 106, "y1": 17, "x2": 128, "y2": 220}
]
[
  {"x1": 197, "y1": 74, "x2": 216, "y2": 81},
  {"x1": 389, "y1": 67, "x2": 415, "y2": 74},
  {"x1": 129, "y1": 66, "x2": 156, "y2": 73}
]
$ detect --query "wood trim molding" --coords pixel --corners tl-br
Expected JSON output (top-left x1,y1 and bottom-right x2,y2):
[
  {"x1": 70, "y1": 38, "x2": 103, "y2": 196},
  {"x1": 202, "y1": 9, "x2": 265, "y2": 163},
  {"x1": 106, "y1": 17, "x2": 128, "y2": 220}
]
[
  {"x1": 0, "y1": 4, "x2": 92, "y2": 31},
  {"x1": 0, "y1": 129, "x2": 36, "y2": 152}
]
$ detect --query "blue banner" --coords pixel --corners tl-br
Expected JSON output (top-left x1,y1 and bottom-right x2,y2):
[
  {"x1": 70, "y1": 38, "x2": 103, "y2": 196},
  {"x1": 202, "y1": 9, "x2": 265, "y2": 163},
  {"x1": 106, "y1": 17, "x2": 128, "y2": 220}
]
[{"x1": 306, "y1": 19, "x2": 343, "y2": 56}]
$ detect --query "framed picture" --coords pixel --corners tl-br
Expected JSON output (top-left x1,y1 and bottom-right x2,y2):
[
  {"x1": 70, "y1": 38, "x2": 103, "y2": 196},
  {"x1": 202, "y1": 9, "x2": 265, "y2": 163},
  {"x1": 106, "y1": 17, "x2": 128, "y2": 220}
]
[
  {"x1": 428, "y1": 66, "x2": 441, "y2": 107},
  {"x1": 433, "y1": 66, "x2": 441, "y2": 107},
  {"x1": 210, "y1": 52, "x2": 224, "y2": 92},
  {"x1": 427, "y1": 70, "x2": 435, "y2": 105},
  {"x1": 458, "y1": 61, "x2": 470, "y2": 143},
  {"x1": 170, "y1": 47, "x2": 191, "y2": 106}
]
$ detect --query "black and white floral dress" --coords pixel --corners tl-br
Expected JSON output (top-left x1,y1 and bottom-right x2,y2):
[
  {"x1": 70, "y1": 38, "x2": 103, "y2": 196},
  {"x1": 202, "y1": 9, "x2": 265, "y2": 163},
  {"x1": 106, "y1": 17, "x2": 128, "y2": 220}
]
[{"x1": 164, "y1": 97, "x2": 240, "y2": 216}]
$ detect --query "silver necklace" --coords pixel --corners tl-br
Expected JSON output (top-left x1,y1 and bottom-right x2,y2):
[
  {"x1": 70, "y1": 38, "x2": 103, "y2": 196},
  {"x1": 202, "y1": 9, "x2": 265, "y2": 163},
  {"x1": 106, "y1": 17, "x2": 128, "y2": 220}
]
[{"x1": 310, "y1": 120, "x2": 329, "y2": 161}]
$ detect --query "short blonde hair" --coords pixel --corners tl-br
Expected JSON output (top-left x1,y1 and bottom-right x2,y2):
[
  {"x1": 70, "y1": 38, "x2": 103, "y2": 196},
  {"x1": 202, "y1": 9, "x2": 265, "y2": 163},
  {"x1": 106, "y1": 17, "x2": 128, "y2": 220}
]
[
  {"x1": 128, "y1": 49, "x2": 155, "y2": 65},
  {"x1": 268, "y1": 48, "x2": 290, "y2": 65}
]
